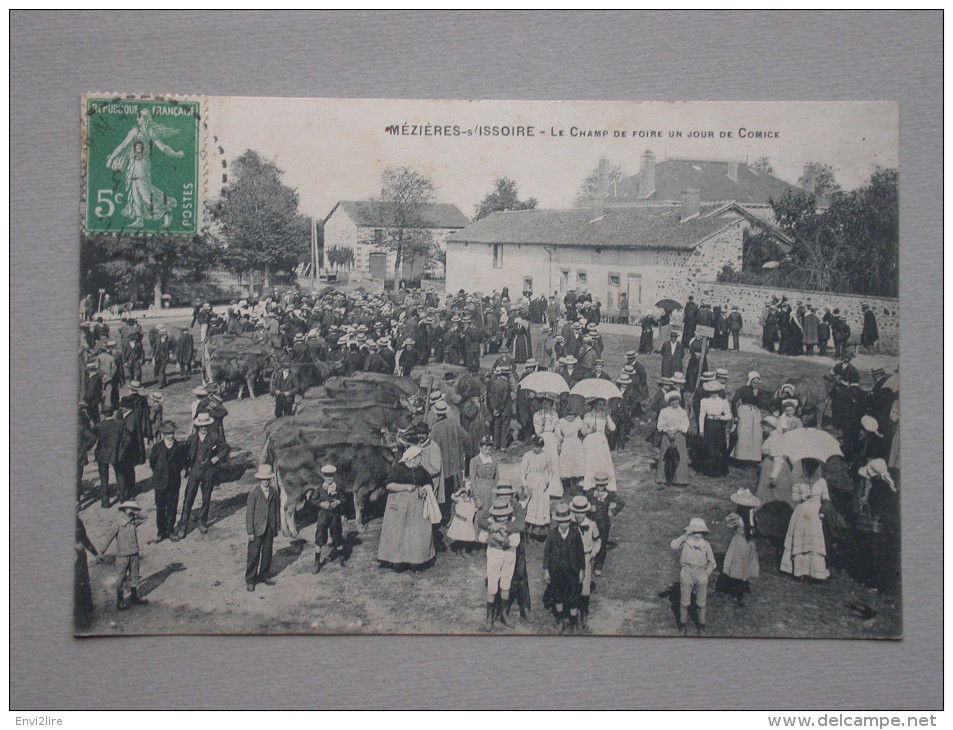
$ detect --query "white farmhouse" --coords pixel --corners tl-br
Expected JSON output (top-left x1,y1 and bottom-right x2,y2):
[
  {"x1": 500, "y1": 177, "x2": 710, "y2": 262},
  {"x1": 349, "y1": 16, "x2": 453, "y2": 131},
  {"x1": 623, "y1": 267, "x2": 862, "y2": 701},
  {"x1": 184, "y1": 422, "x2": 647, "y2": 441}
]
[
  {"x1": 322, "y1": 200, "x2": 469, "y2": 281},
  {"x1": 445, "y1": 193, "x2": 790, "y2": 318}
]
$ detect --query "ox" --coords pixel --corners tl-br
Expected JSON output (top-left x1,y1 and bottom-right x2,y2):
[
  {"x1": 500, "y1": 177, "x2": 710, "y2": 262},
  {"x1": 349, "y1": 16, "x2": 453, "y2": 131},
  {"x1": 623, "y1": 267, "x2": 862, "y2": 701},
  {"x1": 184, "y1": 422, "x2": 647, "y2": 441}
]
[
  {"x1": 772, "y1": 376, "x2": 832, "y2": 427},
  {"x1": 273, "y1": 438, "x2": 396, "y2": 536},
  {"x1": 205, "y1": 334, "x2": 271, "y2": 400}
]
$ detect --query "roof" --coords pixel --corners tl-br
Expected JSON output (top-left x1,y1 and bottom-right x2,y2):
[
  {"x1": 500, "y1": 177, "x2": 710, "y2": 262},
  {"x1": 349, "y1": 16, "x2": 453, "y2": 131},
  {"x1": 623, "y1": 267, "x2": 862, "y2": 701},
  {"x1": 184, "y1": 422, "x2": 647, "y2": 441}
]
[
  {"x1": 325, "y1": 200, "x2": 470, "y2": 229},
  {"x1": 608, "y1": 159, "x2": 806, "y2": 204},
  {"x1": 446, "y1": 205, "x2": 742, "y2": 251}
]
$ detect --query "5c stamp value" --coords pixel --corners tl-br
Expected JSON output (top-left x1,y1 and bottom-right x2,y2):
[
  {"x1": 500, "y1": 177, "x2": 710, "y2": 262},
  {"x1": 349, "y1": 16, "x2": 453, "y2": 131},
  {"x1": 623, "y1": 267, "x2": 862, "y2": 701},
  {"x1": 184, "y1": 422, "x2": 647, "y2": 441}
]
[{"x1": 83, "y1": 95, "x2": 201, "y2": 235}]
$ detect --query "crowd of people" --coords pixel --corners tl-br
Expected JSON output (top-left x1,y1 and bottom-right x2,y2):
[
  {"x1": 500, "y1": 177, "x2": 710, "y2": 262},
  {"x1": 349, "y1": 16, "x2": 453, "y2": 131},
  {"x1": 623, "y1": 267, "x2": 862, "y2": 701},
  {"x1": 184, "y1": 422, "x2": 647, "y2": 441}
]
[{"x1": 75, "y1": 283, "x2": 899, "y2": 635}]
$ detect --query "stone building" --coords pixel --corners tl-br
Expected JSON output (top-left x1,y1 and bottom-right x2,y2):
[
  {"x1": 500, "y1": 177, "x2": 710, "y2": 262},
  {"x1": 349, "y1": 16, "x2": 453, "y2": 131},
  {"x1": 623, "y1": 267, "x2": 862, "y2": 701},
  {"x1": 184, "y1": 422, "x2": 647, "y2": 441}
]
[
  {"x1": 445, "y1": 193, "x2": 789, "y2": 317},
  {"x1": 322, "y1": 200, "x2": 469, "y2": 281},
  {"x1": 588, "y1": 151, "x2": 820, "y2": 212}
]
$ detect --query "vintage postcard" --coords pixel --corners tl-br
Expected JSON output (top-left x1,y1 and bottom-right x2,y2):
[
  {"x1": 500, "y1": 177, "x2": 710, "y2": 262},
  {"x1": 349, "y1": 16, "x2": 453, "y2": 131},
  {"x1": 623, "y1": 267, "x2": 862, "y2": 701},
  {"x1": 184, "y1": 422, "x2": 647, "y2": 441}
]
[{"x1": 76, "y1": 96, "x2": 900, "y2": 638}]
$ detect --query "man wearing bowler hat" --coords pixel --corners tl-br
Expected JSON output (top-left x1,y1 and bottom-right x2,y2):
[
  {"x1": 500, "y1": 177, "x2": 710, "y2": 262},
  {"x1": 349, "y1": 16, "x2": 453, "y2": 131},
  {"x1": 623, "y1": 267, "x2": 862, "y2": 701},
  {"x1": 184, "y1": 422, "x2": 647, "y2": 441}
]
[
  {"x1": 149, "y1": 421, "x2": 187, "y2": 542},
  {"x1": 246, "y1": 464, "x2": 280, "y2": 591}
]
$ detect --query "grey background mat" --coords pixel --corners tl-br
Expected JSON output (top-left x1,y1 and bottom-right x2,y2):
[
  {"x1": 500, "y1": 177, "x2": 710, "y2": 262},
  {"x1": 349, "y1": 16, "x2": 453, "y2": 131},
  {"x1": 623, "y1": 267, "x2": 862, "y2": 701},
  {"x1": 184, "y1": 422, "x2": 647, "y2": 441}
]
[{"x1": 10, "y1": 10, "x2": 942, "y2": 710}]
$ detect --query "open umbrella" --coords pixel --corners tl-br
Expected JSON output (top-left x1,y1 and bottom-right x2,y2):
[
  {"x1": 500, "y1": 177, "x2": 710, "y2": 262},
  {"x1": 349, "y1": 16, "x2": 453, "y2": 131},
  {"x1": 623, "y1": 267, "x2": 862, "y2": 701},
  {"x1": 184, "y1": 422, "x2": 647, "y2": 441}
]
[
  {"x1": 655, "y1": 298, "x2": 683, "y2": 311},
  {"x1": 519, "y1": 371, "x2": 569, "y2": 395},
  {"x1": 570, "y1": 378, "x2": 622, "y2": 401},
  {"x1": 774, "y1": 428, "x2": 843, "y2": 463}
]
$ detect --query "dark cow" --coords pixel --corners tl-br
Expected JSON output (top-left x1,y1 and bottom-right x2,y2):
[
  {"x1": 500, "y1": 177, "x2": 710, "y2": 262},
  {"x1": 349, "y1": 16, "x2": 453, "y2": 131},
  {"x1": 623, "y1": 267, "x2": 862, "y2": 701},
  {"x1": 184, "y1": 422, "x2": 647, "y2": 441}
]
[
  {"x1": 205, "y1": 334, "x2": 270, "y2": 399},
  {"x1": 772, "y1": 376, "x2": 832, "y2": 426},
  {"x1": 273, "y1": 440, "x2": 396, "y2": 535}
]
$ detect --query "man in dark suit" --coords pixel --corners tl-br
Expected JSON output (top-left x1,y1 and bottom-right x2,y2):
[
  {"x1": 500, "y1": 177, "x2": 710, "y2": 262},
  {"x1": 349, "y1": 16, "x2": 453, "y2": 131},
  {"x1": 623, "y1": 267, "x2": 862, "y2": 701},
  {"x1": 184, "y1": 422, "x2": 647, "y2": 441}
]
[
  {"x1": 149, "y1": 421, "x2": 188, "y2": 542},
  {"x1": 173, "y1": 413, "x2": 231, "y2": 540},
  {"x1": 92, "y1": 405, "x2": 123, "y2": 507},
  {"x1": 246, "y1": 463, "x2": 280, "y2": 591},
  {"x1": 660, "y1": 330, "x2": 685, "y2": 378},
  {"x1": 487, "y1": 365, "x2": 513, "y2": 450},
  {"x1": 395, "y1": 337, "x2": 420, "y2": 377},
  {"x1": 681, "y1": 296, "x2": 699, "y2": 347},
  {"x1": 152, "y1": 326, "x2": 171, "y2": 387},
  {"x1": 82, "y1": 361, "x2": 104, "y2": 423},
  {"x1": 115, "y1": 395, "x2": 146, "y2": 504},
  {"x1": 378, "y1": 336, "x2": 396, "y2": 374},
  {"x1": 270, "y1": 362, "x2": 299, "y2": 418}
]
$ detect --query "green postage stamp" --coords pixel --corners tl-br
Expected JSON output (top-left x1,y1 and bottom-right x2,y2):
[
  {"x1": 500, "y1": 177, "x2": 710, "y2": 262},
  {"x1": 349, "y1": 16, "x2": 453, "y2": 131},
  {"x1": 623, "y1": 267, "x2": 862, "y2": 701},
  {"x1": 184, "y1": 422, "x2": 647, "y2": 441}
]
[{"x1": 83, "y1": 95, "x2": 203, "y2": 235}]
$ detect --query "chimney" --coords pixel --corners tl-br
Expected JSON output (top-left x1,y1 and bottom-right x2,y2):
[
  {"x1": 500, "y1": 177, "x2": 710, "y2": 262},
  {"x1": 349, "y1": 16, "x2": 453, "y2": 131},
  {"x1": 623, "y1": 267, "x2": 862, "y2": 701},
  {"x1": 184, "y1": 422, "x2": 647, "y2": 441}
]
[
  {"x1": 680, "y1": 188, "x2": 700, "y2": 221},
  {"x1": 802, "y1": 163, "x2": 816, "y2": 195},
  {"x1": 727, "y1": 161, "x2": 739, "y2": 182},
  {"x1": 638, "y1": 149, "x2": 656, "y2": 198},
  {"x1": 591, "y1": 156, "x2": 608, "y2": 221}
]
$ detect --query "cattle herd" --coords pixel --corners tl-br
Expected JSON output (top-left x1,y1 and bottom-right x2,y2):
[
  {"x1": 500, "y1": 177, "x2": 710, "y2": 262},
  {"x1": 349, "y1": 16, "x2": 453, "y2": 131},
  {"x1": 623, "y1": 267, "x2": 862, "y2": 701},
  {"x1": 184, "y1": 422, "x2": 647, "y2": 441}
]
[{"x1": 75, "y1": 284, "x2": 901, "y2": 636}]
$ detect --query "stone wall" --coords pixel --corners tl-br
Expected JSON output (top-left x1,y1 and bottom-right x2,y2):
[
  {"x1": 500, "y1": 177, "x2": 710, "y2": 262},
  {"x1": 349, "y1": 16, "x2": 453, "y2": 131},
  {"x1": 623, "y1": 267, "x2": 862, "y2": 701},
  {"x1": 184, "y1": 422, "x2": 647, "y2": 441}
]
[{"x1": 689, "y1": 281, "x2": 899, "y2": 354}]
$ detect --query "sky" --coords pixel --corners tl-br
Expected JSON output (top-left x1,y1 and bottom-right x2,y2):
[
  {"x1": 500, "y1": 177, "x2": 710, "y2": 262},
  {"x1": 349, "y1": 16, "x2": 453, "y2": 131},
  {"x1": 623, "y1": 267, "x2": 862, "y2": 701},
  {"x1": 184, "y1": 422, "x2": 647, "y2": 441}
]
[{"x1": 206, "y1": 97, "x2": 898, "y2": 222}]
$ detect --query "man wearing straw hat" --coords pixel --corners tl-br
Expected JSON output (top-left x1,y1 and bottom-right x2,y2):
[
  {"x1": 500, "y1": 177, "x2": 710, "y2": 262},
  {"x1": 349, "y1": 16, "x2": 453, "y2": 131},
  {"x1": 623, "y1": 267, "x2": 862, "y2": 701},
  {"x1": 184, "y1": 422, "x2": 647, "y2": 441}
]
[
  {"x1": 173, "y1": 412, "x2": 231, "y2": 540},
  {"x1": 542, "y1": 502, "x2": 585, "y2": 634},
  {"x1": 245, "y1": 464, "x2": 280, "y2": 592}
]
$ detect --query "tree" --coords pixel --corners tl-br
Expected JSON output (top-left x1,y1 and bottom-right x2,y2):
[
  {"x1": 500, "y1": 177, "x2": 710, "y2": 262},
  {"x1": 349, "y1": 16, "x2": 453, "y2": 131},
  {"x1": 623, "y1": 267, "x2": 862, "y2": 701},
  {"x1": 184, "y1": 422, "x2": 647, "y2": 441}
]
[
  {"x1": 207, "y1": 150, "x2": 311, "y2": 291},
  {"x1": 574, "y1": 160, "x2": 624, "y2": 204},
  {"x1": 325, "y1": 245, "x2": 355, "y2": 269},
  {"x1": 371, "y1": 166, "x2": 437, "y2": 290},
  {"x1": 800, "y1": 162, "x2": 842, "y2": 198},
  {"x1": 750, "y1": 156, "x2": 774, "y2": 175},
  {"x1": 473, "y1": 177, "x2": 537, "y2": 221},
  {"x1": 726, "y1": 167, "x2": 898, "y2": 297},
  {"x1": 81, "y1": 231, "x2": 218, "y2": 307}
]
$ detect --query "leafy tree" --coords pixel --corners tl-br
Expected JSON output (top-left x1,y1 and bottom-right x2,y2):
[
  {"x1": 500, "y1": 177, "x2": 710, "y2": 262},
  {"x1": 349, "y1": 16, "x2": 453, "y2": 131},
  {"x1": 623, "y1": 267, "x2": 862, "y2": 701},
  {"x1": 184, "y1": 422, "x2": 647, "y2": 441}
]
[
  {"x1": 207, "y1": 149, "x2": 311, "y2": 290},
  {"x1": 574, "y1": 160, "x2": 624, "y2": 204},
  {"x1": 473, "y1": 177, "x2": 537, "y2": 221},
  {"x1": 325, "y1": 245, "x2": 355, "y2": 269},
  {"x1": 799, "y1": 162, "x2": 842, "y2": 198},
  {"x1": 370, "y1": 166, "x2": 437, "y2": 290},
  {"x1": 750, "y1": 156, "x2": 774, "y2": 175},
  {"x1": 721, "y1": 168, "x2": 898, "y2": 297},
  {"x1": 81, "y1": 231, "x2": 218, "y2": 307}
]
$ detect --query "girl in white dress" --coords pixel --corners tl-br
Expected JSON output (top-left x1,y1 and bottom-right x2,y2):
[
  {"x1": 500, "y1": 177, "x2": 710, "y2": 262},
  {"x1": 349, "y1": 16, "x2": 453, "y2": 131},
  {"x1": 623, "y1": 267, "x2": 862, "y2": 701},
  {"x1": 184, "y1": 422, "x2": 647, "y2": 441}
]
[{"x1": 556, "y1": 411, "x2": 586, "y2": 494}]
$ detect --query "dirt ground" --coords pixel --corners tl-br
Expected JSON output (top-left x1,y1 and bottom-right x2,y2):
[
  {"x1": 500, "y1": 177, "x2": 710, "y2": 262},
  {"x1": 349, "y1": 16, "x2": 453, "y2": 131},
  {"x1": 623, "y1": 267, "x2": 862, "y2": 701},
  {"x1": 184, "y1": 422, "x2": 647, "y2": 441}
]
[{"x1": 77, "y1": 315, "x2": 901, "y2": 638}]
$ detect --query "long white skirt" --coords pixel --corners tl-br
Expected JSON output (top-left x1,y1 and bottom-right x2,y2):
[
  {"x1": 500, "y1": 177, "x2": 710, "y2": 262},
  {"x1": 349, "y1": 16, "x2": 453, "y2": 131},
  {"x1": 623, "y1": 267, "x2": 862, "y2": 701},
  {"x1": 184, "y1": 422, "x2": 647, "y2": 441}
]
[{"x1": 582, "y1": 432, "x2": 617, "y2": 492}]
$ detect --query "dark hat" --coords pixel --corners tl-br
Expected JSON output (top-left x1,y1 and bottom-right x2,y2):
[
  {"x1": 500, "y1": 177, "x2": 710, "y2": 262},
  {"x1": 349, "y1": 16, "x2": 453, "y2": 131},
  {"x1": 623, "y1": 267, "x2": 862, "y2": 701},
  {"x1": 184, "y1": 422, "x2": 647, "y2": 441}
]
[
  {"x1": 160, "y1": 421, "x2": 177, "y2": 435},
  {"x1": 118, "y1": 395, "x2": 136, "y2": 408},
  {"x1": 530, "y1": 435, "x2": 545, "y2": 448}
]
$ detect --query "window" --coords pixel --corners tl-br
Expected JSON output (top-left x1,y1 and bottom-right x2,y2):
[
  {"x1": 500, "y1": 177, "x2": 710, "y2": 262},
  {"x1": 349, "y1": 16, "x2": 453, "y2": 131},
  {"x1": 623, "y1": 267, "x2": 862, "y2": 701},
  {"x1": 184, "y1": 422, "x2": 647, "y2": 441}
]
[
  {"x1": 576, "y1": 270, "x2": 587, "y2": 284},
  {"x1": 608, "y1": 273, "x2": 621, "y2": 287},
  {"x1": 373, "y1": 228, "x2": 383, "y2": 246},
  {"x1": 523, "y1": 277, "x2": 533, "y2": 292},
  {"x1": 493, "y1": 244, "x2": 503, "y2": 269}
]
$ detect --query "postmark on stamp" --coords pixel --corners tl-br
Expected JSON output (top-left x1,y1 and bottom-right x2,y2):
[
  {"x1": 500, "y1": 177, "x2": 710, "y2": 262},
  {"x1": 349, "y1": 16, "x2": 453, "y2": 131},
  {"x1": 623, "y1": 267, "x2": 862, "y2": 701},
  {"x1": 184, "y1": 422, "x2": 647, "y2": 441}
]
[{"x1": 83, "y1": 95, "x2": 202, "y2": 235}]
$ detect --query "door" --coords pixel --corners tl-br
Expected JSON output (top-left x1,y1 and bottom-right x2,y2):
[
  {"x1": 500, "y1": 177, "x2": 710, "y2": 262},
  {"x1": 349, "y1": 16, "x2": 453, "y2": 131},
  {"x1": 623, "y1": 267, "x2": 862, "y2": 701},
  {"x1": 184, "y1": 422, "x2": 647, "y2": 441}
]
[
  {"x1": 369, "y1": 251, "x2": 387, "y2": 279},
  {"x1": 559, "y1": 269, "x2": 570, "y2": 293},
  {"x1": 627, "y1": 273, "x2": 642, "y2": 307}
]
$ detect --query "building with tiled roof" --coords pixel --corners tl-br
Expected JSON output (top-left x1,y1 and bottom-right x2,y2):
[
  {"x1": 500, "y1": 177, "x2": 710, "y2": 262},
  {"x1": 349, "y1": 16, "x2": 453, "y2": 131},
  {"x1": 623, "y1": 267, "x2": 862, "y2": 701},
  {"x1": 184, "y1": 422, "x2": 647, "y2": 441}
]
[
  {"x1": 581, "y1": 151, "x2": 822, "y2": 210},
  {"x1": 323, "y1": 200, "x2": 469, "y2": 280},
  {"x1": 446, "y1": 192, "x2": 788, "y2": 316}
]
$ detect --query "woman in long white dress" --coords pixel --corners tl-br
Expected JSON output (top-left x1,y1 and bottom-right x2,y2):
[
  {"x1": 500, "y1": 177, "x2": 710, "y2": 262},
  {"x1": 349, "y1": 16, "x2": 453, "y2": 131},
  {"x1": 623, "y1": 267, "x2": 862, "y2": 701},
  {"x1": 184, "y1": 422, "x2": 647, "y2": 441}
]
[
  {"x1": 521, "y1": 436, "x2": 554, "y2": 538},
  {"x1": 556, "y1": 411, "x2": 586, "y2": 495},
  {"x1": 533, "y1": 395, "x2": 564, "y2": 503},
  {"x1": 581, "y1": 399, "x2": 617, "y2": 492},
  {"x1": 780, "y1": 459, "x2": 830, "y2": 581}
]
